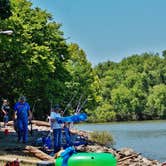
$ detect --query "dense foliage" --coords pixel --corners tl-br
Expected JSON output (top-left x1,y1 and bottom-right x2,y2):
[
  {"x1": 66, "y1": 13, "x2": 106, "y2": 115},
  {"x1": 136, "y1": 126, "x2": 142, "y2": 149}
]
[
  {"x1": 0, "y1": 0, "x2": 166, "y2": 122},
  {"x1": 93, "y1": 54, "x2": 166, "y2": 122},
  {"x1": 0, "y1": 0, "x2": 98, "y2": 119}
]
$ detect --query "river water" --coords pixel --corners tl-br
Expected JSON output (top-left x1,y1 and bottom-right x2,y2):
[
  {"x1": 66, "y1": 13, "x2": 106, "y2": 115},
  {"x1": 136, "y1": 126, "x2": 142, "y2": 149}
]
[{"x1": 76, "y1": 120, "x2": 166, "y2": 162}]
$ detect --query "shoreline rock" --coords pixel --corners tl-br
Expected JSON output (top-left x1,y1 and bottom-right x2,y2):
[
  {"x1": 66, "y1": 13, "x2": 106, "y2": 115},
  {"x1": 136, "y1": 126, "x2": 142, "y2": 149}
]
[{"x1": 76, "y1": 145, "x2": 161, "y2": 166}]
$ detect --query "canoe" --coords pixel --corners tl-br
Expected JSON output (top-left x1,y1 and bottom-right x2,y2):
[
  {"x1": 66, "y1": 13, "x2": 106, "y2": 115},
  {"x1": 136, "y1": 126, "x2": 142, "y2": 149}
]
[{"x1": 55, "y1": 152, "x2": 117, "y2": 166}]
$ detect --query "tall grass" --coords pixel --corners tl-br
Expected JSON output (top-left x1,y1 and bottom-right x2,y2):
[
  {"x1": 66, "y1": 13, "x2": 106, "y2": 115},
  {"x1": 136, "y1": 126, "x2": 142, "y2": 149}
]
[{"x1": 89, "y1": 131, "x2": 115, "y2": 147}]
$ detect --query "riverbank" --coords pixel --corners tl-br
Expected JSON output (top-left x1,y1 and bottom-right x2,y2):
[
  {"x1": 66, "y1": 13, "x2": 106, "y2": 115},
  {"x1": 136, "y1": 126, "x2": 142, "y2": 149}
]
[
  {"x1": 76, "y1": 121, "x2": 166, "y2": 162},
  {"x1": 0, "y1": 121, "x2": 163, "y2": 165}
]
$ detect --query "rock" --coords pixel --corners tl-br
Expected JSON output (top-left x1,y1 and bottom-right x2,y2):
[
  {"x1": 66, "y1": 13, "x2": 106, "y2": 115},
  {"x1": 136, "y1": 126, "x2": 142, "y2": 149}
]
[{"x1": 119, "y1": 147, "x2": 136, "y2": 156}]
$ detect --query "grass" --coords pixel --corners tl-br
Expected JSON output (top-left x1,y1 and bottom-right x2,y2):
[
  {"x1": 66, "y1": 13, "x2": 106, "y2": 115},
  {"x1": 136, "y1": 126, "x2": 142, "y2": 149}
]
[{"x1": 89, "y1": 130, "x2": 115, "y2": 147}]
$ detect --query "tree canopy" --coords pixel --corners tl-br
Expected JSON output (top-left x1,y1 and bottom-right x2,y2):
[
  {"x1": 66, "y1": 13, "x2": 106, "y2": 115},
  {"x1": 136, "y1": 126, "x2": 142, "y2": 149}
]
[{"x1": 94, "y1": 54, "x2": 166, "y2": 122}]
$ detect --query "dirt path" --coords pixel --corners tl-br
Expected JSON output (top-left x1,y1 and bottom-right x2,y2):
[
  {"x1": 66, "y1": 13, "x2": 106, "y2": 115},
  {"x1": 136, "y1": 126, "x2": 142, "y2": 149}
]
[{"x1": 0, "y1": 122, "x2": 47, "y2": 165}]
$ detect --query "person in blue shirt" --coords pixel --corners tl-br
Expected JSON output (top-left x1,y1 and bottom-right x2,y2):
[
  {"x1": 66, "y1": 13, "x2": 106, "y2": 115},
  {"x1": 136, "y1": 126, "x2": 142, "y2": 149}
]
[{"x1": 14, "y1": 96, "x2": 32, "y2": 143}]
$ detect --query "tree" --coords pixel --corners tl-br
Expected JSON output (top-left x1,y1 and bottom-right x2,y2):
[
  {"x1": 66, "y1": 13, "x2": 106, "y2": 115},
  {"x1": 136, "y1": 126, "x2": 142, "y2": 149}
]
[
  {"x1": 111, "y1": 85, "x2": 136, "y2": 121},
  {"x1": 145, "y1": 84, "x2": 166, "y2": 119},
  {"x1": 162, "y1": 50, "x2": 166, "y2": 59},
  {"x1": 64, "y1": 43, "x2": 100, "y2": 114},
  {"x1": 94, "y1": 52, "x2": 166, "y2": 121},
  {"x1": 0, "y1": 0, "x2": 70, "y2": 119},
  {"x1": 0, "y1": 0, "x2": 12, "y2": 19}
]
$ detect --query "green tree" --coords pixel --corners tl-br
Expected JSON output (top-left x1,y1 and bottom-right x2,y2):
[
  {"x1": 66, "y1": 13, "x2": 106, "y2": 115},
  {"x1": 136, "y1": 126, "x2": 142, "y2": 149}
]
[
  {"x1": 162, "y1": 50, "x2": 166, "y2": 59},
  {"x1": 88, "y1": 102, "x2": 116, "y2": 122},
  {"x1": 145, "y1": 84, "x2": 166, "y2": 119},
  {"x1": 95, "y1": 53, "x2": 166, "y2": 121},
  {"x1": 64, "y1": 43, "x2": 100, "y2": 115},
  {"x1": 111, "y1": 85, "x2": 136, "y2": 121},
  {"x1": 0, "y1": 0, "x2": 70, "y2": 119}
]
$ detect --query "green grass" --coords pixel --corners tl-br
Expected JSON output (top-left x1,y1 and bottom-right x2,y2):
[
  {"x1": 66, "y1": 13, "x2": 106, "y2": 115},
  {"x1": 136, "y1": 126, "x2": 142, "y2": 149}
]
[{"x1": 89, "y1": 131, "x2": 115, "y2": 147}]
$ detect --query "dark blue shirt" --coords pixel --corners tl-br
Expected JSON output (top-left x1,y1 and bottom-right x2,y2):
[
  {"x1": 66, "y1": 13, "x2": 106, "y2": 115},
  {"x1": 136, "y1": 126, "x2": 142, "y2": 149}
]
[
  {"x1": 1, "y1": 105, "x2": 10, "y2": 115},
  {"x1": 14, "y1": 102, "x2": 30, "y2": 120}
]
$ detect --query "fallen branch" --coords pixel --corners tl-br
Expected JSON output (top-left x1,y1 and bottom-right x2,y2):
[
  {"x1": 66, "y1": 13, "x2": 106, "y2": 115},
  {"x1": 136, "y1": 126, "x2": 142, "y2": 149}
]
[
  {"x1": 25, "y1": 146, "x2": 54, "y2": 161},
  {"x1": 118, "y1": 154, "x2": 139, "y2": 163},
  {"x1": 8, "y1": 120, "x2": 51, "y2": 127},
  {"x1": 32, "y1": 120, "x2": 50, "y2": 127},
  {"x1": 70, "y1": 128, "x2": 90, "y2": 138}
]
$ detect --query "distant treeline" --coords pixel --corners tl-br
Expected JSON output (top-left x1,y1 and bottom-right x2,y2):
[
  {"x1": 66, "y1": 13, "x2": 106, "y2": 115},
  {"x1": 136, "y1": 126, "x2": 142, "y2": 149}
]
[
  {"x1": 0, "y1": 0, "x2": 166, "y2": 122},
  {"x1": 92, "y1": 53, "x2": 166, "y2": 122}
]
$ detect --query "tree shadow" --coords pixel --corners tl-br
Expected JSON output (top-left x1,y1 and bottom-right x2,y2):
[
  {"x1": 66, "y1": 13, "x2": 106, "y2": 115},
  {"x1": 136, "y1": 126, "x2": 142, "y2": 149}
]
[{"x1": 0, "y1": 127, "x2": 50, "y2": 156}]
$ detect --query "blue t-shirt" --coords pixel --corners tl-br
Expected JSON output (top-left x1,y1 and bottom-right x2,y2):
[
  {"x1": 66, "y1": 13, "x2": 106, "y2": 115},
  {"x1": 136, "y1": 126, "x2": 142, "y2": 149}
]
[{"x1": 14, "y1": 102, "x2": 30, "y2": 120}]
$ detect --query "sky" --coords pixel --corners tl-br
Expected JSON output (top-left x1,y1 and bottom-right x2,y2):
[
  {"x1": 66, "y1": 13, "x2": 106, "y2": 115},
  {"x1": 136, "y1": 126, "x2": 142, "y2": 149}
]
[{"x1": 30, "y1": 0, "x2": 166, "y2": 65}]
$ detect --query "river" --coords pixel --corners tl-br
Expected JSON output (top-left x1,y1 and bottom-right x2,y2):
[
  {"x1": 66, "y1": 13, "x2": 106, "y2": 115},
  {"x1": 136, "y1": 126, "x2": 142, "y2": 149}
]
[{"x1": 76, "y1": 120, "x2": 166, "y2": 162}]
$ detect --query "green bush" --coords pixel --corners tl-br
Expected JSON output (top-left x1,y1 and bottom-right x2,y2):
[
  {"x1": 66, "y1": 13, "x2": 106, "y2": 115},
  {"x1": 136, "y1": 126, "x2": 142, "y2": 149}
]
[{"x1": 89, "y1": 131, "x2": 115, "y2": 147}]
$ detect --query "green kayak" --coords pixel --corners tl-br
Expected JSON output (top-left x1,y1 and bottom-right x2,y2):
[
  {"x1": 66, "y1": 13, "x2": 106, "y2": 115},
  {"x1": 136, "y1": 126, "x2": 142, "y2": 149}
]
[{"x1": 55, "y1": 152, "x2": 117, "y2": 166}]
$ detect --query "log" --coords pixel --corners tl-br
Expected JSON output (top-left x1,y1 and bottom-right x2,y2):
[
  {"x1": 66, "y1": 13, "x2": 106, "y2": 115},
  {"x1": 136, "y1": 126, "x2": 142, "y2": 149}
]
[
  {"x1": 7, "y1": 120, "x2": 14, "y2": 126},
  {"x1": 32, "y1": 120, "x2": 50, "y2": 127},
  {"x1": 118, "y1": 154, "x2": 139, "y2": 163},
  {"x1": 70, "y1": 128, "x2": 90, "y2": 138},
  {"x1": 7, "y1": 120, "x2": 50, "y2": 127},
  {"x1": 25, "y1": 146, "x2": 54, "y2": 161}
]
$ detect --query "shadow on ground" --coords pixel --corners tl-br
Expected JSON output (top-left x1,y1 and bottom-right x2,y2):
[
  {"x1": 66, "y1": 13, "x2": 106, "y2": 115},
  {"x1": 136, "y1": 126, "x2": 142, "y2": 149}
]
[{"x1": 0, "y1": 127, "x2": 50, "y2": 156}]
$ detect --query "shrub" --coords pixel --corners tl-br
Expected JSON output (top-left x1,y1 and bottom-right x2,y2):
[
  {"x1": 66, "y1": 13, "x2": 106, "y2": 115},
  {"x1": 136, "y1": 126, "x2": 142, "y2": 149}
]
[{"x1": 89, "y1": 131, "x2": 115, "y2": 147}]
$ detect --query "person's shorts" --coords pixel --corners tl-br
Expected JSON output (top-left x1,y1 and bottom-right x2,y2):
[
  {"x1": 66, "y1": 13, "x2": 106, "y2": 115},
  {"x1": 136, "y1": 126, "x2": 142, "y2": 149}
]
[{"x1": 3, "y1": 115, "x2": 9, "y2": 123}]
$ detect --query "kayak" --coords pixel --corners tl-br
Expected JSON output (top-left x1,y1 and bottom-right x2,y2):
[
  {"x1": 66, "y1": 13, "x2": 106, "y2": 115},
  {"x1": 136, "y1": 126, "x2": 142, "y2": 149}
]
[{"x1": 55, "y1": 152, "x2": 117, "y2": 166}]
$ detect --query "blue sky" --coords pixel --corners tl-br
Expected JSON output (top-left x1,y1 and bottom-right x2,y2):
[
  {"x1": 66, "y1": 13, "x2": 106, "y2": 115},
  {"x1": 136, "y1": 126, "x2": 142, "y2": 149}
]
[{"x1": 31, "y1": 0, "x2": 166, "y2": 65}]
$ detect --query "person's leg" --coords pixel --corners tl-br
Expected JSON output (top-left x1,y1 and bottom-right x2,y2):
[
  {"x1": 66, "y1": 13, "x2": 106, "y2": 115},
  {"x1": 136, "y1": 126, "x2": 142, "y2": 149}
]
[
  {"x1": 17, "y1": 119, "x2": 23, "y2": 142},
  {"x1": 22, "y1": 119, "x2": 28, "y2": 143},
  {"x1": 3, "y1": 115, "x2": 8, "y2": 127},
  {"x1": 53, "y1": 128, "x2": 62, "y2": 153},
  {"x1": 53, "y1": 129, "x2": 59, "y2": 153},
  {"x1": 64, "y1": 127, "x2": 71, "y2": 146},
  {"x1": 57, "y1": 128, "x2": 62, "y2": 149}
]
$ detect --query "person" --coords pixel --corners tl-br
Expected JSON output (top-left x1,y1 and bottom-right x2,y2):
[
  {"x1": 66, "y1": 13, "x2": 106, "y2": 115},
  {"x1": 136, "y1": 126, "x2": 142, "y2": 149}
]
[
  {"x1": 63, "y1": 122, "x2": 72, "y2": 148},
  {"x1": 14, "y1": 96, "x2": 32, "y2": 143},
  {"x1": 50, "y1": 104, "x2": 62, "y2": 153},
  {"x1": 1, "y1": 99, "x2": 10, "y2": 128}
]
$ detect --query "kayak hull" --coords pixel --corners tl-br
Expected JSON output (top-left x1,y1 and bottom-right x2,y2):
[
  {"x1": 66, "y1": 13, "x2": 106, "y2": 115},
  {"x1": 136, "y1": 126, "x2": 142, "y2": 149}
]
[{"x1": 55, "y1": 152, "x2": 117, "y2": 166}]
